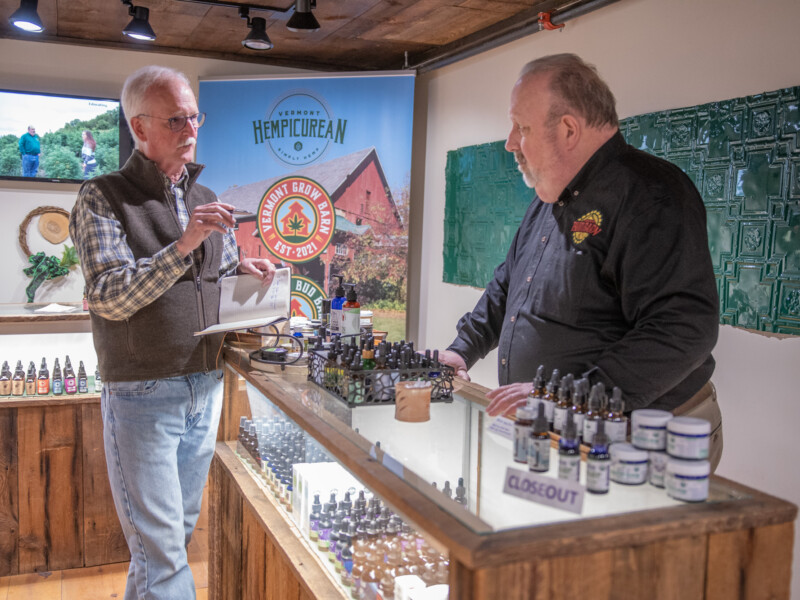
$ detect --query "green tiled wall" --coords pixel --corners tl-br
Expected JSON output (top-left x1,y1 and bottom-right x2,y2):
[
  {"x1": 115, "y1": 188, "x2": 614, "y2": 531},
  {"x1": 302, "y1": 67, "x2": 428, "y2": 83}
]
[{"x1": 443, "y1": 85, "x2": 800, "y2": 334}]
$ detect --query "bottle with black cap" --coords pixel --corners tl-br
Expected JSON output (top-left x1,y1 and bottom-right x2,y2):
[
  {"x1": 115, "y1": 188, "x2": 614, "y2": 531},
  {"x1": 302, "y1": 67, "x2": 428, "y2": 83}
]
[{"x1": 330, "y1": 276, "x2": 346, "y2": 336}]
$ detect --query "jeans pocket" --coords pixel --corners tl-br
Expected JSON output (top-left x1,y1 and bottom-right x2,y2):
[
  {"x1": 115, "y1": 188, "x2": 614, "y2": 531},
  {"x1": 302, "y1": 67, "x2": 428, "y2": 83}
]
[{"x1": 107, "y1": 379, "x2": 161, "y2": 398}]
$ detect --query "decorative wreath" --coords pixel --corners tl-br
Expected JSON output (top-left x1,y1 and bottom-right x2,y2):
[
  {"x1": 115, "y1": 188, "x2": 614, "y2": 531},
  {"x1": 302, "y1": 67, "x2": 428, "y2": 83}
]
[{"x1": 19, "y1": 206, "x2": 79, "y2": 303}]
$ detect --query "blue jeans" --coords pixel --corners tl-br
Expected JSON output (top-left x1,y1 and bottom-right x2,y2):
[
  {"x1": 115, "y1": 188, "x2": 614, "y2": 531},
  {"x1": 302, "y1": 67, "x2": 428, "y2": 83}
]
[
  {"x1": 22, "y1": 154, "x2": 38, "y2": 177},
  {"x1": 102, "y1": 370, "x2": 223, "y2": 600}
]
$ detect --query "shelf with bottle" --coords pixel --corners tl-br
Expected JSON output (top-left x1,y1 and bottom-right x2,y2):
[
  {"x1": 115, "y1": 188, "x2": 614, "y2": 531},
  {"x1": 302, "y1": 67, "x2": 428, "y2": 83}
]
[
  {"x1": 235, "y1": 411, "x2": 451, "y2": 600},
  {"x1": 0, "y1": 354, "x2": 102, "y2": 403}
]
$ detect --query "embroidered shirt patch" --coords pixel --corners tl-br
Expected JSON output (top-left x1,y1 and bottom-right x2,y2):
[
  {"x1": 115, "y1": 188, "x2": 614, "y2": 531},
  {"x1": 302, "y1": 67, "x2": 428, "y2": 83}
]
[{"x1": 571, "y1": 210, "x2": 603, "y2": 244}]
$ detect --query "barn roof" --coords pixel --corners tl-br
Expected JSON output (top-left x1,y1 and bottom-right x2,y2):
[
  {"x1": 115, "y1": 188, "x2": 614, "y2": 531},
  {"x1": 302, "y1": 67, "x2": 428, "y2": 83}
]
[{"x1": 219, "y1": 147, "x2": 394, "y2": 215}]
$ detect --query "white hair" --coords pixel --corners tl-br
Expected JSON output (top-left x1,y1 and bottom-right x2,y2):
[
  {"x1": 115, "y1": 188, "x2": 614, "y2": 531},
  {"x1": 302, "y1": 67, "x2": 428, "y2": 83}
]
[{"x1": 120, "y1": 65, "x2": 192, "y2": 147}]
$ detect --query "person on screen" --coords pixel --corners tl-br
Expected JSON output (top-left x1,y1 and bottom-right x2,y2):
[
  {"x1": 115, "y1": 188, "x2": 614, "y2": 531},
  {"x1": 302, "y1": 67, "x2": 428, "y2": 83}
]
[
  {"x1": 18, "y1": 125, "x2": 40, "y2": 177},
  {"x1": 81, "y1": 130, "x2": 98, "y2": 179},
  {"x1": 69, "y1": 65, "x2": 276, "y2": 599}
]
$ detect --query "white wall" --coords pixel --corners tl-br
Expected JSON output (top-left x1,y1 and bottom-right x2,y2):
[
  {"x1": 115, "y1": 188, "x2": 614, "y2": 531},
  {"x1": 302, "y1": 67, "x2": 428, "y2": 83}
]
[
  {"x1": 412, "y1": 0, "x2": 800, "y2": 594},
  {"x1": 0, "y1": 38, "x2": 302, "y2": 304}
]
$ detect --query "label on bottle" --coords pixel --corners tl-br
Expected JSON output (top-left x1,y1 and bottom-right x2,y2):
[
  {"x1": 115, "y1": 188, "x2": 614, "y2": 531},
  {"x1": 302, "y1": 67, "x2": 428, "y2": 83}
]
[
  {"x1": 37, "y1": 379, "x2": 49, "y2": 395},
  {"x1": 11, "y1": 380, "x2": 24, "y2": 396},
  {"x1": 330, "y1": 308, "x2": 341, "y2": 334},
  {"x1": 65, "y1": 377, "x2": 77, "y2": 394},
  {"x1": 558, "y1": 453, "x2": 581, "y2": 481},
  {"x1": 527, "y1": 436, "x2": 551, "y2": 472},
  {"x1": 573, "y1": 412, "x2": 585, "y2": 436},
  {"x1": 53, "y1": 379, "x2": 63, "y2": 395},
  {"x1": 553, "y1": 406, "x2": 567, "y2": 432},
  {"x1": 513, "y1": 423, "x2": 532, "y2": 463},
  {"x1": 541, "y1": 398, "x2": 556, "y2": 424},
  {"x1": 586, "y1": 459, "x2": 610, "y2": 493},
  {"x1": 78, "y1": 378, "x2": 88, "y2": 394},
  {"x1": 341, "y1": 307, "x2": 360, "y2": 339},
  {"x1": 583, "y1": 419, "x2": 599, "y2": 445}
]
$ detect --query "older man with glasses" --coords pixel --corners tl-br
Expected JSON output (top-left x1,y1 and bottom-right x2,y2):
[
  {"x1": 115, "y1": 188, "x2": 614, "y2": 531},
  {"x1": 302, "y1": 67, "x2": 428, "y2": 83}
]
[{"x1": 69, "y1": 65, "x2": 275, "y2": 600}]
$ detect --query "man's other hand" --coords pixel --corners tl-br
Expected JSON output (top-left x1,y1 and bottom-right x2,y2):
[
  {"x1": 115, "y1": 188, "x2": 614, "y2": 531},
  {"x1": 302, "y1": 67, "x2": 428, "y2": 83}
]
[
  {"x1": 486, "y1": 381, "x2": 534, "y2": 417},
  {"x1": 438, "y1": 350, "x2": 470, "y2": 381},
  {"x1": 237, "y1": 257, "x2": 276, "y2": 287}
]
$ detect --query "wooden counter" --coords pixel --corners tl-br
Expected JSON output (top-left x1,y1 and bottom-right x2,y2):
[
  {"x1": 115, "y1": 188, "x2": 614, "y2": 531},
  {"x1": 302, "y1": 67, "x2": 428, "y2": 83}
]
[{"x1": 211, "y1": 349, "x2": 797, "y2": 600}]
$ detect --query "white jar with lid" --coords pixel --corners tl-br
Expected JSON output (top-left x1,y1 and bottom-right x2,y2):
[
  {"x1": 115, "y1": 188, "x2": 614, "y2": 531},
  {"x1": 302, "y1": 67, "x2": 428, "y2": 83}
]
[
  {"x1": 666, "y1": 416, "x2": 710, "y2": 460},
  {"x1": 631, "y1": 409, "x2": 673, "y2": 450},
  {"x1": 665, "y1": 458, "x2": 710, "y2": 502},
  {"x1": 610, "y1": 443, "x2": 649, "y2": 485}
]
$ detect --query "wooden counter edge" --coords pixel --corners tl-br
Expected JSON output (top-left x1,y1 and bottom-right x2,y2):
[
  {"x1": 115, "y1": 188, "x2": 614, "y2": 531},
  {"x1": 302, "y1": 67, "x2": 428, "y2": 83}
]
[
  {"x1": 212, "y1": 441, "x2": 348, "y2": 599},
  {"x1": 0, "y1": 392, "x2": 100, "y2": 408},
  {"x1": 222, "y1": 347, "x2": 798, "y2": 570}
]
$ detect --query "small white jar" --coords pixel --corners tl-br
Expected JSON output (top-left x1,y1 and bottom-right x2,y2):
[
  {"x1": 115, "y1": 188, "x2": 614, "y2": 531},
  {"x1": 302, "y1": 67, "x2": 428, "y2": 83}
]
[
  {"x1": 648, "y1": 450, "x2": 669, "y2": 488},
  {"x1": 667, "y1": 416, "x2": 711, "y2": 460},
  {"x1": 665, "y1": 458, "x2": 710, "y2": 502},
  {"x1": 631, "y1": 409, "x2": 673, "y2": 450},
  {"x1": 610, "y1": 443, "x2": 649, "y2": 485}
]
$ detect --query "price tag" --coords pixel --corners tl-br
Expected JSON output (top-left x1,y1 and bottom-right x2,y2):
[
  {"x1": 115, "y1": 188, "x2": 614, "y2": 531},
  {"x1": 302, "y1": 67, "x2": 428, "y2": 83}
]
[
  {"x1": 487, "y1": 416, "x2": 515, "y2": 440},
  {"x1": 502, "y1": 466, "x2": 585, "y2": 514}
]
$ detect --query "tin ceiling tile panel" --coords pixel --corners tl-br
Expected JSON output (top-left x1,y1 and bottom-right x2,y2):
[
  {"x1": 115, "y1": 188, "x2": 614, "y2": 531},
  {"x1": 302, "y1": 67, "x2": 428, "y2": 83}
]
[{"x1": 443, "y1": 85, "x2": 800, "y2": 334}]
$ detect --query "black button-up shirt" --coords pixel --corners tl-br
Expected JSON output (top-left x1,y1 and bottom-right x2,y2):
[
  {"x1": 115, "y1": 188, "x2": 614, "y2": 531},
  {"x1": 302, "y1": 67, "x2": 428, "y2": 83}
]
[{"x1": 448, "y1": 132, "x2": 719, "y2": 411}]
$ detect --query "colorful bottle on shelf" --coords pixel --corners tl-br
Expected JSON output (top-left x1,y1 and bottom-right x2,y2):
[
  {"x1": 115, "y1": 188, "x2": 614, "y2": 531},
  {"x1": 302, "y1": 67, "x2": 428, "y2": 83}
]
[
  {"x1": 52, "y1": 358, "x2": 64, "y2": 395},
  {"x1": 36, "y1": 358, "x2": 50, "y2": 395},
  {"x1": 558, "y1": 412, "x2": 581, "y2": 482},
  {"x1": 586, "y1": 420, "x2": 611, "y2": 494},
  {"x1": 77, "y1": 361, "x2": 88, "y2": 394},
  {"x1": 11, "y1": 361, "x2": 25, "y2": 396},
  {"x1": 0, "y1": 361, "x2": 12, "y2": 396},
  {"x1": 64, "y1": 356, "x2": 77, "y2": 394}
]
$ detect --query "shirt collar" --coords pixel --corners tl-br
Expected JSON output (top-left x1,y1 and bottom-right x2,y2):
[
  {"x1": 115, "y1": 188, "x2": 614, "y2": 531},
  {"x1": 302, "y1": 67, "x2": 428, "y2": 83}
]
[{"x1": 558, "y1": 130, "x2": 627, "y2": 203}]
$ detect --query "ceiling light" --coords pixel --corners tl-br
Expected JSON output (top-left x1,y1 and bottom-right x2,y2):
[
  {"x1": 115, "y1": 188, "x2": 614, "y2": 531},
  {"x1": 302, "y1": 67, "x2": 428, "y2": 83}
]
[
  {"x1": 9, "y1": 0, "x2": 44, "y2": 33},
  {"x1": 240, "y1": 7, "x2": 273, "y2": 51},
  {"x1": 121, "y1": 0, "x2": 156, "y2": 41},
  {"x1": 287, "y1": 0, "x2": 319, "y2": 32}
]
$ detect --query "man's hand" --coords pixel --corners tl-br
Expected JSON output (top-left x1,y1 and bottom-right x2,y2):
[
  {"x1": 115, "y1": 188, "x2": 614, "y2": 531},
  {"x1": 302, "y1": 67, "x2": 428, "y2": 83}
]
[
  {"x1": 438, "y1": 350, "x2": 470, "y2": 381},
  {"x1": 486, "y1": 381, "x2": 534, "y2": 417},
  {"x1": 237, "y1": 257, "x2": 276, "y2": 287},
  {"x1": 176, "y1": 202, "x2": 237, "y2": 256}
]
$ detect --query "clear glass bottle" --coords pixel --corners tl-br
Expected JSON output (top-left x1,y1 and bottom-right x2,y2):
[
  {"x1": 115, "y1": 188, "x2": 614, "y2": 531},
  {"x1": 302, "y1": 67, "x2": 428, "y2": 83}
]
[{"x1": 604, "y1": 386, "x2": 628, "y2": 443}]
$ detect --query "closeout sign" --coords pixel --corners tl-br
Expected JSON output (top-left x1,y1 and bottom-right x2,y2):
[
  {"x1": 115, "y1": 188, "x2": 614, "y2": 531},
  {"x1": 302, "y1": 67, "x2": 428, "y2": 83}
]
[{"x1": 502, "y1": 467, "x2": 585, "y2": 514}]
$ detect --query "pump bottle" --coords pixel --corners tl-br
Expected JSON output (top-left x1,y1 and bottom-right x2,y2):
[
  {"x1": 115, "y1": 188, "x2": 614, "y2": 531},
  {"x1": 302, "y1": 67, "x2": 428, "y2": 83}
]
[
  {"x1": 330, "y1": 276, "x2": 346, "y2": 336},
  {"x1": 341, "y1": 284, "x2": 361, "y2": 346}
]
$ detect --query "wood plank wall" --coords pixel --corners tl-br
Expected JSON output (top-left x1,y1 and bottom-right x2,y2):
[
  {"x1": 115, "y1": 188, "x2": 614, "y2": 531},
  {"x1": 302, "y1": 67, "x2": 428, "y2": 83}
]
[{"x1": 0, "y1": 402, "x2": 129, "y2": 576}]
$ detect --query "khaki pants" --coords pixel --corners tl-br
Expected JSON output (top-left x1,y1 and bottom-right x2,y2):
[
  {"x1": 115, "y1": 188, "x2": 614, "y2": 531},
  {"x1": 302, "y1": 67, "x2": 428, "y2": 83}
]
[{"x1": 673, "y1": 381, "x2": 722, "y2": 472}]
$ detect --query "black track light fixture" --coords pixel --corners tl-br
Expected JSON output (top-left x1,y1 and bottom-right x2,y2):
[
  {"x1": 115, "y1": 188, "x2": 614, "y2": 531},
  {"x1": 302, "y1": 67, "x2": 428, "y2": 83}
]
[
  {"x1": 287, "y1": 0, "x2": 319, "y2": 32},
  {"x1": 9, "y1": 0, "x2": 44, "y2": 33},
  {"x1": 239, "y1": 7, "x2": 273, "y2": 51},
  {"x1": 121, "y1": 0, "x2": 156, "y2": 41}
]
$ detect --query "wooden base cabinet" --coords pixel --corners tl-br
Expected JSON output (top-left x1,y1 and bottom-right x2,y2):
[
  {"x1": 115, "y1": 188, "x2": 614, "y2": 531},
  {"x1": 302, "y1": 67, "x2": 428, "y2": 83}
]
[{"x1": 211, "y1": 353, "x2": 797, "y2": 600}]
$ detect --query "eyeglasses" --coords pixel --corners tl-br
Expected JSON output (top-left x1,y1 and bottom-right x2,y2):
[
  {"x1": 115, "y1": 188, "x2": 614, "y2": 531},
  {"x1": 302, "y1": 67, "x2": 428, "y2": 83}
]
[{"x1": 136, "y1": 112, "x2": 206, "y2": 132}]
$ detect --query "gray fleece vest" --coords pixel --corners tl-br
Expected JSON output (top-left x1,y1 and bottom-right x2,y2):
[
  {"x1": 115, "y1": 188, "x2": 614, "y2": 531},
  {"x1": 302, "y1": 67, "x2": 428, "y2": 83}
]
[{"x1": 87, "y1": 150, "x2": 226, "y2": 382}]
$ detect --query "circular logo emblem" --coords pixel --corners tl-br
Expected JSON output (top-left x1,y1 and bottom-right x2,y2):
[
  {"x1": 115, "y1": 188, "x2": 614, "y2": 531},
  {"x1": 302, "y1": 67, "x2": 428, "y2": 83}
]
[
  {"x1": 267, "y1": 92, "x2": 332, "y2": 166},
  {"x1": 291, "y1": 276, "x2": 326, "y2": 320},
  {"x1": 570, "y1": 210, "x2": 603, "y2": 245},
  {"x1": 257, "y1": 176, "x2": 335, "y2": 263}
]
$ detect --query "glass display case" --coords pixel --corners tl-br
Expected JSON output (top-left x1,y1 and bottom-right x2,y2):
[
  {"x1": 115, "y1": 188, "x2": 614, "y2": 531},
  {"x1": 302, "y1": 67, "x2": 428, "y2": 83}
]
[{"x1": 211, "y1": 347, "x2": 797, "y2": 600}]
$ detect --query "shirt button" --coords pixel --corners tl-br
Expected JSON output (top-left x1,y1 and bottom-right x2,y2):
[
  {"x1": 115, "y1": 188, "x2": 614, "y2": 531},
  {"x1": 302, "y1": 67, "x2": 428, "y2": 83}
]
[
  {"x1": 501, "y1": 358, "x2": 507, "y2": 365},
  {"x1": 541, "y1": 236, "x2": 547, "y2": 243},
  {"x1": 573, "y1": 190, "x2": 580, "y2": 197},
  {"x1": 557, "y1": 200, "x2": 565, "y2": 206},
  {"x1": 510, "y1": 316, "x2": 516, "y2": 323},
  {"x1": 527, "y1": 276, "x2": 532, "y2": 282}
]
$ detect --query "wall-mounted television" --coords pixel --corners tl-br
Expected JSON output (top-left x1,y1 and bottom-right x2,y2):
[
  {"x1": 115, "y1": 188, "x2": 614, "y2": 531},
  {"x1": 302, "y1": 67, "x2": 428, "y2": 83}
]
[{"x1": 0, "y1": 89, "x2": 134, "y2": 184}]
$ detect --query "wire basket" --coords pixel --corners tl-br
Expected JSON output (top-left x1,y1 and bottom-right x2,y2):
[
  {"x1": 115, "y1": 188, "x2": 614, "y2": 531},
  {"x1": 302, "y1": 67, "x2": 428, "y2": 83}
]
[{"x1": 307, "y1": 349, "x2": 455, "y2": 407}]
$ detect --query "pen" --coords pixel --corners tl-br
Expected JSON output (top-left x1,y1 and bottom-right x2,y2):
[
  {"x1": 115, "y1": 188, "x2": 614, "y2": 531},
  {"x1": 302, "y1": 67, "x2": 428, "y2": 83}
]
[{"x1": 231, "y1": 209, "x2": 250, "y2": 215}]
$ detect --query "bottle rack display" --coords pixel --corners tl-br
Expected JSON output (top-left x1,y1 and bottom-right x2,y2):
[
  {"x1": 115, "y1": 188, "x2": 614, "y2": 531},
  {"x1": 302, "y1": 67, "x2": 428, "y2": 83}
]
[
  {"x1": 212, "y1": 348, "x2": 797, "y2": 600},
  {"x1": 306, "y1": 337, "x2": 455, "y2": 407}
]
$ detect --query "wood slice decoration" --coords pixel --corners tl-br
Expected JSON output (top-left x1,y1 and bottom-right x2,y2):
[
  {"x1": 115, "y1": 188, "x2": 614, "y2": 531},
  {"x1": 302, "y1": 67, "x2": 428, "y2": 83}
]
[{"x1": 19, "y1": 206, "x2": 71, "y2": 256}]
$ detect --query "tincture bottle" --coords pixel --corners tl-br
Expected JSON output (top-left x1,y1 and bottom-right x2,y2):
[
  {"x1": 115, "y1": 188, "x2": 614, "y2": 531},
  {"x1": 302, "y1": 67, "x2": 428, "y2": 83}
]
[
  {"x1": 330, "y1": 276, "x2": 346, "y2": 336},
  {"x1": 570, "y1": 378, "x2": 588, "y2": 440},
  {"x1": 582, "y1": 382, "x2": 606, "y2": 445},
  {"x1": 11, "y1": 360, "x2": 25, "y2": 396},
  {"x1": 541, "y1": 367, "x2": 560, "y2": 428},
  {"x1": 64, "y1": 356, "x2": 77, "y2": 394},
  {"x1": 0, "y1": 362, "x2": 10, "y2": 396},
  {"x1": 37, "y1": 358, "x2": 50, "y2": 395},
  {"x1": 25, "y1": 361, "x2": 36, "y2": 396},
  {"x1": 513, "y1": 403, "x2": 535, "y2": 463},
  {"x1": 341, "y1": 284, "x2": 361, "y2": 346},
  {"x1": 528, "y1": 365, "x2": 546, "y2": 411},
  {"x1": 309, "y1": 494, "x2": 323, "y2": 542},
  {"x1": 553, "y1": 373, "x2": 573, "y2": 434},
  {"x1": 558, "y1": 412, "x2": 581, "y2": 482},
  {"x1": 78, "y1": 361, "x2": 88, "y2": 394},
  {"x1": 527, "y1": 402, "x2": 551, "y2": 472},
  {"x1": 52, "y1": 358, "x2": 64, "y2": 395},
  {"x1": 586, "y1": 420, "x2": 611, "y2": 494},
  {"x1": 94, "y1": 368, "x2": 103, "y2": 392},
  {"x1": 454, "y1": 477, "x2": 468, "y2": 508},
  {"x1": 604, "y1": 387, "x2": 628, "y2": 443}
]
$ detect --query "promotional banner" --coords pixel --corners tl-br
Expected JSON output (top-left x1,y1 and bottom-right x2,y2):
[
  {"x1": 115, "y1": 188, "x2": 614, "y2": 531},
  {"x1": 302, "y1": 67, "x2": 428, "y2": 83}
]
[{"x1": 198, "y1": 73, "x2": 414, "y2": 337}]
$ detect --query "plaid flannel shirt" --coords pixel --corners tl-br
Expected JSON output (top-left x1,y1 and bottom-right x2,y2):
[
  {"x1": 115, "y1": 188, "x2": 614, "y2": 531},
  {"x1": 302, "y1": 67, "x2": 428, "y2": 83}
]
[{"x1": 70, "y1": 171, "x2": 238, "y2": 321}]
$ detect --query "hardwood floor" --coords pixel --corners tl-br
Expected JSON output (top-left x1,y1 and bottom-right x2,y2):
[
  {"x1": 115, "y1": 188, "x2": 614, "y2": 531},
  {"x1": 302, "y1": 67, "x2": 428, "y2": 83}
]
[{"x1": 0, "y1": 489, "x2": 210, "y2": 600}]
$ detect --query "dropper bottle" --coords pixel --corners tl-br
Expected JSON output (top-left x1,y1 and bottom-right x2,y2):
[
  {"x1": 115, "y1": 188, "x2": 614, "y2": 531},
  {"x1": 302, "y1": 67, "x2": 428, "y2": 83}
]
[
  {"x1": 527, "y1": 402, "x2": 551, "y2": 473},
  {"x1": 604, "y1": 387, "x2": 628, "y2": 443},
  {"x1": 586, "y1": 420, "x2": 611, "y2": 494},
  {"x1": 557, "y1": 412, "x2": 580, "y2": 482},
  {"x1": 583, "y1": 382, "x2": 606, "y2": 445},
  {"x1": 541, "y1": 368, "x2": 560, "y2": 428},
  {"x1": 330, "y1": 276, "x2": 346, "y2": 336},
  {"x1": 528, "y1": 365, "x2": 546, "y2": 411},
  {"x1": 553, "y1": 373, "x2": 573, "y2": 434}
]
